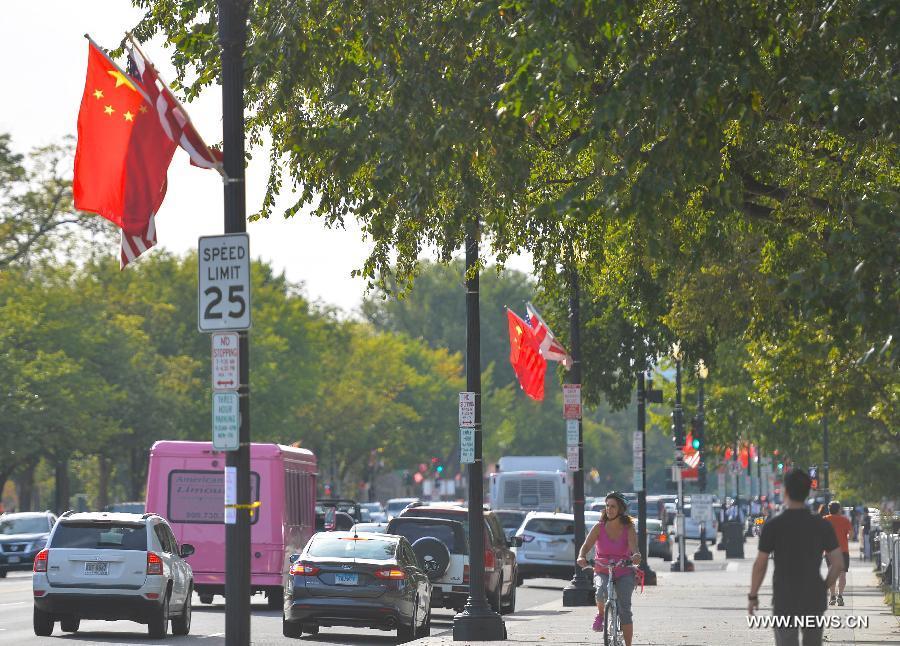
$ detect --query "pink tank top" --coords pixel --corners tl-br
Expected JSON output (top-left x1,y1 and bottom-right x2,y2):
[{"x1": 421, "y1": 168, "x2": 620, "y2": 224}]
[{"x1": 594, "y1": 521, "x2": 631, "y2": 578}]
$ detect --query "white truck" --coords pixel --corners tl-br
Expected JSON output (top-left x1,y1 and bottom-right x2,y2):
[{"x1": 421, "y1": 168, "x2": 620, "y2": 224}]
[{"x1": 488, "y1": 456, "x2": 571, "y2": 513}]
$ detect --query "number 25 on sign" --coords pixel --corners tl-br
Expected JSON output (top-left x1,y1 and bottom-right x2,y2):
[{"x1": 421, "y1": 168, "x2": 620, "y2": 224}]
[{"x1": 198, "y1": 234, "x2": 251, "y2": 332}]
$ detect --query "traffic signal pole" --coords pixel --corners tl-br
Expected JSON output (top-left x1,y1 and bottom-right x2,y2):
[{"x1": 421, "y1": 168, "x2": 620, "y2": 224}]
[
  {"x1": 218, "y1": 2, "x2": 251, "y2": 645},
  {"x1": 453, "y1": 220, "x2": 505, "y2": 641}
]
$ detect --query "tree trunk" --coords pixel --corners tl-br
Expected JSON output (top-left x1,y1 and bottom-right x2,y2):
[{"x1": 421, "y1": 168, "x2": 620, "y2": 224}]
[
  {"x1": 54, "y1": 458, "x2": 70, "y2": 514},
  {"x1": 14, "y1": 462, "x2": 37, "y2": 512},
  {"x1": 0, "y1": 472, "x2": 8, "y2": 513},
  {"x1": 129, "y1": 447, "x2": 148, "y2": 501},
  {"x1": 96, "y1": 455, "x2": 110, "y2": 510}
]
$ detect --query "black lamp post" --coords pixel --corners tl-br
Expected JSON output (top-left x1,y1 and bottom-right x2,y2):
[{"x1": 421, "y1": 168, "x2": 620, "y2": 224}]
[
  {"x1": 670, "y1": 343, "x2": 692, "y2": 572},
  {"x1": 562, "y1": 261, "x2": 596, "y2": 607},
  {"x1": 452, "y1": 220, "x2": 506, "y2": 641},
  {"x1": 693, "y1": 360, "x2": 713, "y2": 561}
]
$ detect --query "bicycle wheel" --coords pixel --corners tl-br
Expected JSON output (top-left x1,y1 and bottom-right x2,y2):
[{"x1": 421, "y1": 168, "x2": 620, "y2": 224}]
[{"x1": 603, "y1": 600, "x2": 621, "y2": 646}]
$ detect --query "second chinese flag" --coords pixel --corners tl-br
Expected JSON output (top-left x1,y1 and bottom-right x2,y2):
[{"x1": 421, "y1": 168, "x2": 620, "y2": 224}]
[{"x1": 73, "y1": 41, "x2": 176, "y2": 235}]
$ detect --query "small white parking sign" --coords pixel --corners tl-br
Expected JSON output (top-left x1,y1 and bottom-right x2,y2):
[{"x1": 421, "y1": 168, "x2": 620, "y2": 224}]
[{"x1": 198, "y1": 234, "x2": 251, "y2": 332}]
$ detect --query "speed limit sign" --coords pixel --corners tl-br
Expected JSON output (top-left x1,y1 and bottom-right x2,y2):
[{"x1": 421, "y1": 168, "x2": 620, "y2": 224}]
[{"x1": 198, "y1": 234, "x2": 251, "y2": 332}]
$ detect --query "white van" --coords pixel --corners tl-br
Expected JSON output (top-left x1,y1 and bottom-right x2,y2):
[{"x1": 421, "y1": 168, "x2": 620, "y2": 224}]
[{"x1": 489, "y1": 471, "x2": 571, "y2": 512}]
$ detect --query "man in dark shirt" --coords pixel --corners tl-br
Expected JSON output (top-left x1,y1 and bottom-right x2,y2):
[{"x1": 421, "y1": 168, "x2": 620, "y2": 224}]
[{"x1": 748, "y1": 469, "x2": 842, "y2": 646}]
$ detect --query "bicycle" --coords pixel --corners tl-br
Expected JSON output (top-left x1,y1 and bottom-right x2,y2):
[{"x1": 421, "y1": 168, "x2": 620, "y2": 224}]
[{"x1": 591, "y1": 557, "x2": 641, "y2": 646}]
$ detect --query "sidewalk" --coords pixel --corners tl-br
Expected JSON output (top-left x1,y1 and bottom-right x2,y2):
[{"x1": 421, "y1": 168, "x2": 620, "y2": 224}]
[{"x1": 414, "y1": 538, "x2": 900, "y2": 645}]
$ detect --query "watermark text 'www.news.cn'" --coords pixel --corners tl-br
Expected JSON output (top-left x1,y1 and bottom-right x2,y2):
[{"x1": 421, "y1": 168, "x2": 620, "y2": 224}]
[{"x1": 747, "y1": 615, "x2": 870, "y2": 629}]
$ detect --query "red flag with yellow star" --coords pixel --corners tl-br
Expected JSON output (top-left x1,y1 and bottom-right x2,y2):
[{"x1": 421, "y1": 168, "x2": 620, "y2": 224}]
[
  {"x1": 507, "y1": 308, "x2": 546, "y2": 400},
  {"x1": 74, "y1": 40, "x2": 177, "y2": 237}
]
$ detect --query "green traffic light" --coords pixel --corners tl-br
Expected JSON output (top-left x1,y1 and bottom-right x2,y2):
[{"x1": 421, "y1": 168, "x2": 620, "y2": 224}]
[
  {"x1": 691, "y1": 438, "x2": 701, "y2": 450},
  {"x1": 436, "y1": 465, "x2": 444, "y2": 473}
]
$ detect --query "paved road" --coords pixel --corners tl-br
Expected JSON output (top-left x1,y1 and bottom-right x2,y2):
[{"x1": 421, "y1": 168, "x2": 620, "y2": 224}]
[{"x1": 0, "y1": 563, "x2": 611, "y2": 645}]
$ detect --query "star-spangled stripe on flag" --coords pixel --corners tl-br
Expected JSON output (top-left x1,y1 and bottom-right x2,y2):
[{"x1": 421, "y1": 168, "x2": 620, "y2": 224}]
[{"x1": 525, "y1": 302, "x2": 572, "y2": 369}]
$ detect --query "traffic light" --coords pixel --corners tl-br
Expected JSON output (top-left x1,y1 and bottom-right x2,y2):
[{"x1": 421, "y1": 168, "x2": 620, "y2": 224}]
[{"x1": 431, "y1": 456, "x2": 444, "y2": 475}]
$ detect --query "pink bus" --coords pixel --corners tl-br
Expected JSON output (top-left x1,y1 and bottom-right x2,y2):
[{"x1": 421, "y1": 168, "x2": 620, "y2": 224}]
[{"x1": 145, "y1": 441, "x2": 317, "y2": 609}]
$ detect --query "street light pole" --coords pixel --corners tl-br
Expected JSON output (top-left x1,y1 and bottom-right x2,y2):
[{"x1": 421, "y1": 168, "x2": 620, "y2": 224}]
[
  {"x1": 694, "y1": 361, "x2": 712, "y2": 561},
  {"x1": 452, "y1": 220, "x2": 506, "y2": 641},
  {"x1": 671, "y1": 348, "x2": 690, "y2": 572}
]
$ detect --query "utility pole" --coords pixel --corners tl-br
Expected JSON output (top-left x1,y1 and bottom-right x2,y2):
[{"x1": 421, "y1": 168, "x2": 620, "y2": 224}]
[
  {"x1": 453, "y1": 220, "x2": 506, "y2": 641},
  {"x1": 562, "y1": 262, "x2": 594, "y2": 606},
  {"x1": 218, "y1": 2, "x2": 251, "y2": 645}
]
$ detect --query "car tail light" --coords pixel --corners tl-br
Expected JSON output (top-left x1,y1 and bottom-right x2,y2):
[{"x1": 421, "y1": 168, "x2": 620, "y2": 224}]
[
  {"x1": 658, "y1": 533, "x2": 668, "y2": 543},
  {"x1": 463, "y1": 564, "x2": 470, "y2": 583},
  {"x1": 520, "y1": 534, "x2": 534, "y2": 543},
  {"x1": 289, "y1": 563, "x2": 320, "y2": 576},
  {"x1": 374, "y1": 568, "x2": 406, "y2": 580},
  {"x1": 484, "y1": 549, "x2": 495, "y2": 572},
  {"x1": 33, "y1": 549, "x2": 49, "y2": 573},
  {"x1": 146, "y1": 552, "x2": 163, "y2": 575}
]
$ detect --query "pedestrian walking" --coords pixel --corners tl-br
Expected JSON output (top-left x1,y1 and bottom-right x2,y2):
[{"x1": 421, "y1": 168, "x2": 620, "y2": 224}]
[
  {"x1": 748, "y1": 468, "x2": 843, "y2": 646},
  {"x1": 823, "y1": 501, "x2": 852, "y2": 606}
]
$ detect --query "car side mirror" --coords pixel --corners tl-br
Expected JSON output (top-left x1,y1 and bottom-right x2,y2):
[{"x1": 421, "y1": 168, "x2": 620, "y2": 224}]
[
  {"x1": 288, "y1": 553, "x2": 301, "y2": 564},
  {"x1": 509, "y1": 536, "x2": 523, "y2": 548},
  {"x1": 180, "y1": 543, "x2": 195, "y2": 558}
]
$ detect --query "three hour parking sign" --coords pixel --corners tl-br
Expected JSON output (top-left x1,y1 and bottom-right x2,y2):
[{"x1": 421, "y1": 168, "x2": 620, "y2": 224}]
[{"x1": 198, "y1": 233, "x2": 251, "y2": 332}]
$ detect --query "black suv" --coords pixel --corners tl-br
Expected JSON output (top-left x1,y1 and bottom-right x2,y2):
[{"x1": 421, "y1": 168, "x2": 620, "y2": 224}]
[{"x1": 0, "y1": 511, "x2": 57, "y2": 576}]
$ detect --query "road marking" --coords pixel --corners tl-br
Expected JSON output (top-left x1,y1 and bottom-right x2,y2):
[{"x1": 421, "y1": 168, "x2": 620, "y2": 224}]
[
  {"x1": 0, "y1": 601, "x2": 29, "y2": 607},
  {"x1": 725, "y1": 562, "x2": 739, "y2": 572}
]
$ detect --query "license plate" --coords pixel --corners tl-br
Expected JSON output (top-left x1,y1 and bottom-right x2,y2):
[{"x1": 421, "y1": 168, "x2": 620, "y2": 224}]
[
  {"x1": 7, "y1": 556, "x2": 20, "y2": 564},
  {"x1": 84, "y1": 561, "x2": 109, "y2": 576},
  {"x1": 334, "y1": 573, "x2": 358, "y2": 586}
]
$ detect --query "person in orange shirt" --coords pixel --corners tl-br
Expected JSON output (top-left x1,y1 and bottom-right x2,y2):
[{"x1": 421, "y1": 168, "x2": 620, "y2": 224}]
[{"x1": 824, "y1": 501, "x2": 852, "y2": 606}]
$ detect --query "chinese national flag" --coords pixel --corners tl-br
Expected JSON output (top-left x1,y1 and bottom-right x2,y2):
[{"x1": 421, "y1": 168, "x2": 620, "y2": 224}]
[
  {"x1": 507, "y1": 309, "x2": 546, "y2": 401},
  {"x1": 73, "y1": 41, "x2": 177, "y2": 237}
]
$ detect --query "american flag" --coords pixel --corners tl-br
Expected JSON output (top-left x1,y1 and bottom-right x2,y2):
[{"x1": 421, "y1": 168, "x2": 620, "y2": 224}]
[
  {"x1": 127, "y1": 44, "x2": 223, "y2": 172},
  {"x1": 525, "y1": 302, "x2": 572, "y2": 369},
  {"x1": 120, "y1": 213, "x2": 157, "y2": 269},
  {"x1": 117, "y1": 42, "x2": 222, "y2": 269}
]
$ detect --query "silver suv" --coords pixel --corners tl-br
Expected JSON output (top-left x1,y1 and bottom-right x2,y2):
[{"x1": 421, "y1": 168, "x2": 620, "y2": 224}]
[{"x1": 32, "y1": 511, "x2": 194, "y2": 638}]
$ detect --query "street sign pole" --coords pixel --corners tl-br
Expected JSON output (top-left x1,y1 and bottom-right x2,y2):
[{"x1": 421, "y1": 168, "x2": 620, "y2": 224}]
[
  {"x1": 563, "y1": 266, "x2": 594, "y2": 607},
  {"x1": 453, "y1": 220, "x2": 505, "y2": 641},
  {"x1": 218, "y1": 2, "x2": 250, "y2": 645}
]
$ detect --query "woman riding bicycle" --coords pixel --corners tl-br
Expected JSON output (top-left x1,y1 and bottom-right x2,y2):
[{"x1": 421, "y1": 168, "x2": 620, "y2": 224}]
[{"x1": 577, "y1": 491, "x2": 641, "y2": 646}]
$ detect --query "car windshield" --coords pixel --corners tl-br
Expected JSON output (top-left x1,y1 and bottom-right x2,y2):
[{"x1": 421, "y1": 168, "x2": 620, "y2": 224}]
[
  {"x1": 646, "y1": 520, "x2": 663, "y2": 533},
  {"x1": 386, "y1": 500, "x2": 415, "y2": 513},
  {"x1": 0, "y1": 516, "x2": 50, "y2": 535},
  {"x1": 361, "y1": 503, "x2": 383, "y2": 512},
  {"x1": 51, "y1": 522, "x2": 147, "y2": 550},
  {"x1": 307, "y1": 535, "x2": 397, "y2": 560},
  {"x1": 524, "y1": 518, "x2": 574, "y2": 536},
  {"x1": 495, "y1": 511, "x2": 526, "y2": 530},
  {"x1": 389, "y1": 520, "x2": 465, "y2": 554}
]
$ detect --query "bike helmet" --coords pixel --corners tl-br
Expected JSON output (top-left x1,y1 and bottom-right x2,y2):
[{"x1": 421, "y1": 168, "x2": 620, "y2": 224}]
[{"x1": 605, "y1": 491, "x2": 628, "y2": 511}]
